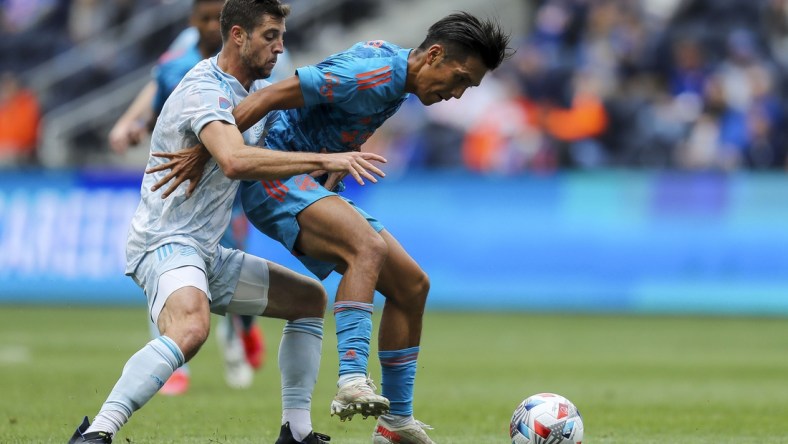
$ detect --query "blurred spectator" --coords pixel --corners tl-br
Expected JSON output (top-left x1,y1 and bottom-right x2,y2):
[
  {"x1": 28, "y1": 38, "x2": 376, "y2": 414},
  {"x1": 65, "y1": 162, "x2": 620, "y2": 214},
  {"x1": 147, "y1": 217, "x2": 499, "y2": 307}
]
[
  {"x1": 0, "y1": 0, "x2": 70, "y2": 72},
  {"x1": 0, "y1": 71, "x2": 41, "y2": 165}
]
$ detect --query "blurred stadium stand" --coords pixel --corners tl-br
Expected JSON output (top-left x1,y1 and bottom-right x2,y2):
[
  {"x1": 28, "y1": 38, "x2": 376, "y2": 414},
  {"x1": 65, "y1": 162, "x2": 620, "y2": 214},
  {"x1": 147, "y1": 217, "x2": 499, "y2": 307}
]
[{"x1": 2, "y1": 0, "x2": 788, "y2": 314}]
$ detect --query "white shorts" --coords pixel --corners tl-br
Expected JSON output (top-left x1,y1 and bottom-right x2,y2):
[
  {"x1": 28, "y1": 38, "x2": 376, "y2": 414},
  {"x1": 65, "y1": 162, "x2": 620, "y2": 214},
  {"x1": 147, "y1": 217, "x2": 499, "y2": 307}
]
[{"x1": 129, "y1": 243, "x2": 270, "y2": 324}]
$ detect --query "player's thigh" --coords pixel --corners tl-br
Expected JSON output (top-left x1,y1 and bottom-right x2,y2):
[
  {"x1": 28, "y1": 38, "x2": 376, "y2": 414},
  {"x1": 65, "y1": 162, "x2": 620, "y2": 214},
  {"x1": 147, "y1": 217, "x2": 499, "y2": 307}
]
[
  {"x1": 264, "y1": 260, "x2": 327, "y2": 320},
  {"x1": 295, "y1": 195, "x2": 383, "y2": 265},
  {"x1": 154, "y1": 266, "x2": 212, "y2": 357},
  {"x1": 375, "y1": 229, "x2": 430, "y2": 305}
]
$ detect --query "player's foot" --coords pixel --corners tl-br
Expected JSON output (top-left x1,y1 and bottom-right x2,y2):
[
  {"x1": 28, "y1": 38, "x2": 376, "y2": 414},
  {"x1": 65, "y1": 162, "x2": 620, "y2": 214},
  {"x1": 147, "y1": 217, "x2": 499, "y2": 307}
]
[
  {"x1": 275, "y1": 421, "x2": 331, "y2": 444},
  {"x1": 216, "y1": 316, "x2": 253, "y2": 389},
  {"x1": 372, "y1": 417, "x2": 435, "y2": 444},
  {"x1": 240, "y1": 322, "x2": 265, "y2": 369},
  {"x1": 67, "y1": 416, "x2": 113, "y2": 444},
  {"x1": 159, "y1": 367, "x2": 189, "y2": 396},
  {"x1": 330, "y1": 377, "x2": 390, "y2": 421}
]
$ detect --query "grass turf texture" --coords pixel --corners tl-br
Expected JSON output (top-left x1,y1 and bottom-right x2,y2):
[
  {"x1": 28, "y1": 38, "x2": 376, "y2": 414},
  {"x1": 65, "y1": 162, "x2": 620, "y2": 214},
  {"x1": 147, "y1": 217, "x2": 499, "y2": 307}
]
[{"x1": 1, "y1": 306, "x2": 787, "y2": 443}]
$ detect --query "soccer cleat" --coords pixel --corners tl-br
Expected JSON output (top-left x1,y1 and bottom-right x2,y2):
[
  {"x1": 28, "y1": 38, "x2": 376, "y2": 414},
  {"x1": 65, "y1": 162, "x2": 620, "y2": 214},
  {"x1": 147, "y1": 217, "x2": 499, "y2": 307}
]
[
  {"x1": 68, "y1": 416, "x2": 113, "y2": 444},
  {"x1": 330, "y1": 377, "x2": 390, "y2": 421},
  {"x1": 159, "y1": 366, "x2": 190, "y2": 396},
  {"x1": 275, "y1": 421, "x2": 331, "y2": 444},
  {"x1": 216, "y1": 316, "x2": 254, "y2": 389},
  {"x1": 240, "y1": 321, "x2": 265, "y2": 369},
  {"x1": 372, "y1": 417, "x2": 435, "y2": 444}
]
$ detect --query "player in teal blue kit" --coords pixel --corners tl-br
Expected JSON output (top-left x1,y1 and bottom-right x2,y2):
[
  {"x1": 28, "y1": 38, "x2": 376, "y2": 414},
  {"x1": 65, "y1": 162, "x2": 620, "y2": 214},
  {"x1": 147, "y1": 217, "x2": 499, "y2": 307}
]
[{"x1": 151, "y1": 12, "x2": 511, "y2": 444}]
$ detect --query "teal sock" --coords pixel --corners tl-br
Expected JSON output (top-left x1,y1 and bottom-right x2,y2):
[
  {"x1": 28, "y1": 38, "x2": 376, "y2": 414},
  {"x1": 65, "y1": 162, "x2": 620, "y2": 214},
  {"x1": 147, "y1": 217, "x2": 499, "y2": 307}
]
[
  {"x1": 334, "y1": 302, "x2": 373, "y2": 376},
  {"x1": 379, "y1": 346, "x2": 419, "y2": 416},
  {"x1": 87, "y1": 336, "x2": 184, "y2": 435}
]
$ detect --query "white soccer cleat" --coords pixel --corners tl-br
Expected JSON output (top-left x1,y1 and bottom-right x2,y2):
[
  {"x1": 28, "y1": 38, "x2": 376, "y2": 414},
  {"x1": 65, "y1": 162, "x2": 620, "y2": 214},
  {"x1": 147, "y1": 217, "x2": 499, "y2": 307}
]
[
  {"x1": 372, "y1": 417, "x2": 435, "y2": 444},
  {"x1": 216, "y1": 316, "x2": 253, "y2": 389},
  {"x1": 330, "y1": 377, "x2": 390, "y2": 421}
]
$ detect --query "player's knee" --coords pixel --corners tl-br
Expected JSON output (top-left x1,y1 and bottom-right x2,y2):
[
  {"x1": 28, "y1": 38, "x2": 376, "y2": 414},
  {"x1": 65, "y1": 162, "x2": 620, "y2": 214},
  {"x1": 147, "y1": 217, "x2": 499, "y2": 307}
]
[
  {"x1": 353, "y1": 232, "x2": 388, "y2": 269},
  {"x1": 410, "y1": 268, "x2": 430, "y2": 307},
  {"x1": 294, "y1": 279, "x2": 328, "y2": 319},
  {"x1": 164, "y1": 316, "x2": 210, "y2": 360}
]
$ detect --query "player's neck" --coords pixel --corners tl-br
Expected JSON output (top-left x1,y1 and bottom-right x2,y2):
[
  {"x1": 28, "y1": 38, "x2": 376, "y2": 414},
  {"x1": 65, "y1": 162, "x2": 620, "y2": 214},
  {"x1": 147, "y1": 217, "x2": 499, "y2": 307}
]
[
  {"x1": 404, "y1": 49, "x2": 427, "y2": 94},
  {"x1": 217, "y1": 51, "x2": 253, "y2": 90}
]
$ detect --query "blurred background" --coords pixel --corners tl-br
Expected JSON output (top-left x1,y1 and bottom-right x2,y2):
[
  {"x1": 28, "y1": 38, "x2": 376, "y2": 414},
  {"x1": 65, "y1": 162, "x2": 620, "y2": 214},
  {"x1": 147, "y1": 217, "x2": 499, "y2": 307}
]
[{"x1": 2, "y1": 0, "x2": 788, "y2": 315}]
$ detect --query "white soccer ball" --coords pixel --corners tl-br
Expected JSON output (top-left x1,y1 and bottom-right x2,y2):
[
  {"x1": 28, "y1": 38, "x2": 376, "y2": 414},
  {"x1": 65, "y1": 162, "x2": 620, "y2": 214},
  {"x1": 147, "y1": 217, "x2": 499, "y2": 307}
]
[{"x1": 510, "y1": 393, "x2": 584, "y2": 444}]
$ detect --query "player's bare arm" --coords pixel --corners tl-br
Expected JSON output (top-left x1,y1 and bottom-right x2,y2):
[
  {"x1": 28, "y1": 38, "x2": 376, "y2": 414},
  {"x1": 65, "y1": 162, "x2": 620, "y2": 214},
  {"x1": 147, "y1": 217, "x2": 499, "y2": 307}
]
[
  {"x1": 148, "y1": 120, "x2": 386, "y2": 198},
  {"x1": 233, "y1": 75, "x2": 305, "y2": 132},
  {"x1": 148, "y1": 75, "x2": 364, "y2": 198}
]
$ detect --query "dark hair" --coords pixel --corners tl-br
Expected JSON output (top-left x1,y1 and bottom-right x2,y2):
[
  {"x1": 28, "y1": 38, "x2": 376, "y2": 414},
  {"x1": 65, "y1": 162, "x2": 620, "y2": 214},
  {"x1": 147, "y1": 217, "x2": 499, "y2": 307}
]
[
  {"x1": 220, "y1": 0, "x2": 291, "y2": 40},
  {"x1": 417, "y1": 12, "x2": 512, "y2": 70}
]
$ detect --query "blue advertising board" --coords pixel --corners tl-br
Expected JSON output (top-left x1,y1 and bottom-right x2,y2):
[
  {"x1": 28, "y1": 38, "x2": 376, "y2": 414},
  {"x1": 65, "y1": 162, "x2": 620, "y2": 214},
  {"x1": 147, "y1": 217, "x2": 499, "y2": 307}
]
[{"x1": 1, "y1": 169, "x2": 787, "y2": 315}]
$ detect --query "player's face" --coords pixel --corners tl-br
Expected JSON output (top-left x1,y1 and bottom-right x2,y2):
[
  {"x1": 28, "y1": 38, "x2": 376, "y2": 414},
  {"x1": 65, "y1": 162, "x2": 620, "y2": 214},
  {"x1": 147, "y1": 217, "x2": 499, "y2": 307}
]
[
  {"x1": 191, "y1": 2, "x2": 223, "y2": 54},
  {"x1": 415, "y1": 48, "x2": 488, "y2": 106},
  {"x1": 239, "y1": 15, "x2": 285, "y2": 80}
]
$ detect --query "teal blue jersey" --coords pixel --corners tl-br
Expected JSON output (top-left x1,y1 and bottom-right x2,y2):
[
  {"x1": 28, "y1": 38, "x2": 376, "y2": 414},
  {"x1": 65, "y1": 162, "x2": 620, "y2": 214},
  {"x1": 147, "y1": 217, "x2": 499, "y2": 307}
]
[{"x1": 265, "y1": 40, "x2": 411, "y2": 154}]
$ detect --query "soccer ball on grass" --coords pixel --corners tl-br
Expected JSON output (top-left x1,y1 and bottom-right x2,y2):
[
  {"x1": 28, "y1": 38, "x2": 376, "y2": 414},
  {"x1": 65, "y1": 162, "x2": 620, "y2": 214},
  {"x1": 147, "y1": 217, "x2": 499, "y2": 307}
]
[{"x1": 509, "y1": 392, "x2": 584, "y2": 444}]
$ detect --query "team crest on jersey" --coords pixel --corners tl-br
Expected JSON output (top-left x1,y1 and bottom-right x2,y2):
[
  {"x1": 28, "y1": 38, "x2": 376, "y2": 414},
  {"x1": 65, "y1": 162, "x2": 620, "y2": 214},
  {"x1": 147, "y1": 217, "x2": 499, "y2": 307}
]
[{"x1": 218, "y1": 96, "x2": 232, "y2": 110}]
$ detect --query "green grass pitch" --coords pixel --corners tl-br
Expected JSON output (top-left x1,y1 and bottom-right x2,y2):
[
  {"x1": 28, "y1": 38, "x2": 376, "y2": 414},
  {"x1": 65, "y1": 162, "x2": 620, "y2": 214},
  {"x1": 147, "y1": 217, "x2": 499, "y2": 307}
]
[{"x1": 1, "y1": 306, "x2": 787, "y2": 443}]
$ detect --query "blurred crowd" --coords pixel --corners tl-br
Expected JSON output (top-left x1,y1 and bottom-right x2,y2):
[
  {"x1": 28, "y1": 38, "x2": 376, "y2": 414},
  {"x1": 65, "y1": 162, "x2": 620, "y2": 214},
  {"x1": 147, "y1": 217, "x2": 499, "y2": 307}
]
[
  {"x1": 371, "y1": 0, "x2": 788, "y2": 174},
  {"x1": 2, "y1": 0, "x2": 787, "y2": 172}
]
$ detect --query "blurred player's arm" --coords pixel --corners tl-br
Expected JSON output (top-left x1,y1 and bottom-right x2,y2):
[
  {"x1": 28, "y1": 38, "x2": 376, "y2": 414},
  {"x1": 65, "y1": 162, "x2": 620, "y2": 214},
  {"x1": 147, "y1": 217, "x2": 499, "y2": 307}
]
[
  {"x1": 108, "y1": 81, "x2": 157, "y2": 154},
  {"x1": 149, "y1": 120, "x2": 385, "y2": 198}
]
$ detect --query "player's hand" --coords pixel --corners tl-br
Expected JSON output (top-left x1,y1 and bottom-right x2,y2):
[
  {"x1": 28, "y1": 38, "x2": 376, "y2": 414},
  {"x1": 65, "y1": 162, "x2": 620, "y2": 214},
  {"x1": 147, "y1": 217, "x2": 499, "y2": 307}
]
[
  {"x1": 108, "y1": 119, "x2": 146, "y2": 154},
  {"x1": 319, "y1": 151, "x2": 386, "y2": 186},
  {"x1": 323, "y1": 171, "x2": 347, "y2": 191},
  {"x1": 146, "y1": 143, "x2": 210, "y2": 199}
]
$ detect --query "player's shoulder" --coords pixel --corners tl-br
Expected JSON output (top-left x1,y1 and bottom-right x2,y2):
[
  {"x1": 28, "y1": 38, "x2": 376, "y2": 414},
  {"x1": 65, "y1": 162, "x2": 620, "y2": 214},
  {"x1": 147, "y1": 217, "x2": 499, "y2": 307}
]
[
  {"x1": 321, "y1": 41, "x2": 405, "y2": 77},
  {"x1": 340, "y1": 40, "x2": 403, "y2": 61},
  {"x1": 158, "y1": 46, "x2": 201, "y2": 71}
]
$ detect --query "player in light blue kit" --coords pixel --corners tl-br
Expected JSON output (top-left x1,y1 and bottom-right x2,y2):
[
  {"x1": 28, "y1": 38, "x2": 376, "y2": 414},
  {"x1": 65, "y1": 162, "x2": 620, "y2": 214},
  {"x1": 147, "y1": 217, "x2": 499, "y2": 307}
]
[
  {"x1": 108, "y1": 0, "x2": 270, "y2": 394},
  {"x1": 68, "y1": 1, "x2": 386, "y2": 444},
  {"x1": 151, "y1": 12, "x2": 511, "y2": 444}
]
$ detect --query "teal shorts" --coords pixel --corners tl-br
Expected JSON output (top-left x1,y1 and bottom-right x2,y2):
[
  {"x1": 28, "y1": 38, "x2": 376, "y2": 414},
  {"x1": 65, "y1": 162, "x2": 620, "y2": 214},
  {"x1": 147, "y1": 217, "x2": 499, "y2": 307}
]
[{"x1": 240, "y1": 175, "x2": 383, "y2": 280}]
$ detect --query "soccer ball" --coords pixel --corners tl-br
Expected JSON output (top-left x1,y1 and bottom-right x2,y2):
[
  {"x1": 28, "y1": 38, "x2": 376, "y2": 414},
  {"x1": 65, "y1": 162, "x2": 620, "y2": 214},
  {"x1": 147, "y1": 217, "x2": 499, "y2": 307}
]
[{"x1": 510, "y1": 393, "x2": 584, "y2": 444}]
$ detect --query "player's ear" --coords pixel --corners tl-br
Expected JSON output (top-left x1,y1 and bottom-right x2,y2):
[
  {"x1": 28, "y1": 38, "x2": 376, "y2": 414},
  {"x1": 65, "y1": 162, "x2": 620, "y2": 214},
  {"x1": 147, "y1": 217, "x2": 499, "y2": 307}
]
[
  {"x1": 229, "y1": 25, "x2": 246, "y2": 46},
  {"x1": 427, "y1": 44, "x2": 444, "y2": 65}
]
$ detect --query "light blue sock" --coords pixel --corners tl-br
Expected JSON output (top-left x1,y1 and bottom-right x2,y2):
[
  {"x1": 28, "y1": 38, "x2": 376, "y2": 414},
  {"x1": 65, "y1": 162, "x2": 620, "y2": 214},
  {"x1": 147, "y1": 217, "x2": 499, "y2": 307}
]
[
  {"x1": 334, "y1": 301, "x2": 373, "y2": 376},
  {"x1": 147, "y1": 316, "x2": 189, "y2": 375},
  {"x1": 279, "y1": 317, "x2": 323, "y2": 410},
  {"x1": 379, "y1": 346, "x2": 419, "y2": 417},
  {"x1": 87, "y1": 336, "x2": 184, "y2": 435}
]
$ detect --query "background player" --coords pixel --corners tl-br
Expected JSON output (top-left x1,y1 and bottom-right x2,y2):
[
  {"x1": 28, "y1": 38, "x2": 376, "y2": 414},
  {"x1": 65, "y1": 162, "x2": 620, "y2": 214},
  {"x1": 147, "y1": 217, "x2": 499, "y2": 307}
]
[
  {"x1": 148, "y1": 11, "x2": 511, "y2": 444},
  {"x1": 67, "y1": 1, "x2": 387, "y2": 443}
]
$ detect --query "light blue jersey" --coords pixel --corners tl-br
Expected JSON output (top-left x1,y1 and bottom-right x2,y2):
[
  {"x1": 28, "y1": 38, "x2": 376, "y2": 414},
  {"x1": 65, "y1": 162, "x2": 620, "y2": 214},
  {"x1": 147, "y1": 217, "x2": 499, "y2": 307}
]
[
  {"x1": 126, "y1": 55, "x2": 270, "y2": 275},
  {"x1": 241, "y1": 41, "x2": 411, "y2": 279}
]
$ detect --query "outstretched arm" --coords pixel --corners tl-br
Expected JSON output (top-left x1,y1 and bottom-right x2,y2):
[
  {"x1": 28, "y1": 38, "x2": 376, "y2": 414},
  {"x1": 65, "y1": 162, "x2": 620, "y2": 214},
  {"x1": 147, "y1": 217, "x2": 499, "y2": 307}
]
[
  {"x1": 233, "y1": 74, "x2": 305, "y2": 132},
  {"x1": 148, "y1": 121, "x2": 386, "y2": 198},
  {"x1": 108, "y1": 80, "x2": 156, "y2": 154},
  {"x1": 148, "y1": 75, "x2": 322, "y2": 197}
]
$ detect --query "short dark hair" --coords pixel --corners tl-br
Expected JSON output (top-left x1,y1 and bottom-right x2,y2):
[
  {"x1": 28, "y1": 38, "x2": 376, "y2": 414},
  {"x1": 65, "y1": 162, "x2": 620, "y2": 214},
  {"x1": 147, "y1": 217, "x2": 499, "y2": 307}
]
[
  {"x1": 417, "y1": 12, "x2": 512, "y2": 70},
  {"x1": 220, "y1": 0, "x2": 291, "y2": 40}
]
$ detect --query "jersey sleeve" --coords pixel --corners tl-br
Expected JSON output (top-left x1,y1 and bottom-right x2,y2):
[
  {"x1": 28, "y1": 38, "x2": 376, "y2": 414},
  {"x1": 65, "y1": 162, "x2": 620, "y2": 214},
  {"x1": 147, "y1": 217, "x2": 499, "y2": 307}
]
[
  {"x1": 178, "y1": 75, "x2": 237, "y2": 139},
  {"x1": 296, "y1": 55, "x2": 402, "y2": 113}
]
